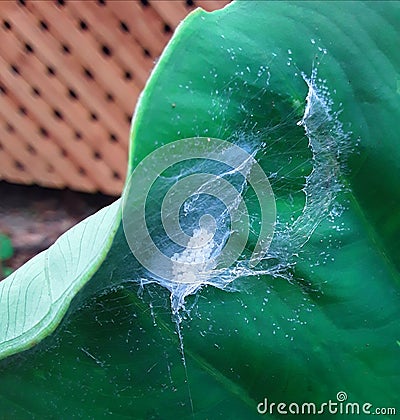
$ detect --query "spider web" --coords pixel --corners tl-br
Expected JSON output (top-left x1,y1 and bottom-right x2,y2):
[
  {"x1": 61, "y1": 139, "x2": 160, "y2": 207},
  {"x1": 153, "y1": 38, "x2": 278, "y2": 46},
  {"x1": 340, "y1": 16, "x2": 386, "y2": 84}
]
[{"x1": 131, "y1": 63, "x2": 352, "y2": 315}]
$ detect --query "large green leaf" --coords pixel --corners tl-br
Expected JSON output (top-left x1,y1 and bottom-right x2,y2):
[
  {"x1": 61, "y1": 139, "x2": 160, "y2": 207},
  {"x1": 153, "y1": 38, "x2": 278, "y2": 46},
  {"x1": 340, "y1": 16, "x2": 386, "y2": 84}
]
[{"x1": 1, "y1": 1, "x2": 399, "y2": 418}]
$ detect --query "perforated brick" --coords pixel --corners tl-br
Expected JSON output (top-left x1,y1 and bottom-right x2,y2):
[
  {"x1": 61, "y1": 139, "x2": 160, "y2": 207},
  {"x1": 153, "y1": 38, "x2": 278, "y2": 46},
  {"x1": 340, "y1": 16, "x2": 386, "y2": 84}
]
[{"x1": 0, "y1": 0, "x2": 229, "y2": 195}]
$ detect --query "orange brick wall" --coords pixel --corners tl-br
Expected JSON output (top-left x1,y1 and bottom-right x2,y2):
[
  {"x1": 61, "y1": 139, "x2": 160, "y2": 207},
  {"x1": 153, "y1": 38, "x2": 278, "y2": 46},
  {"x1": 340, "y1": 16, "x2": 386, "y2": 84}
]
[{"x1": 0, "y1": 0, "x2": 229, "y2": 195}]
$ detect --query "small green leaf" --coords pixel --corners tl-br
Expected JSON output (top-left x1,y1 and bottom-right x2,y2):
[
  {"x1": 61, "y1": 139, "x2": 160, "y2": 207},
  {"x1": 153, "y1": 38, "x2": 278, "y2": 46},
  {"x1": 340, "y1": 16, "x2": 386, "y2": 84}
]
[
  {"x1": 0, "y1": 234, "x2": 13, "y2": 261},
  {"x1": 2, "y1": 267, "x2": 13, "y2": 278}
]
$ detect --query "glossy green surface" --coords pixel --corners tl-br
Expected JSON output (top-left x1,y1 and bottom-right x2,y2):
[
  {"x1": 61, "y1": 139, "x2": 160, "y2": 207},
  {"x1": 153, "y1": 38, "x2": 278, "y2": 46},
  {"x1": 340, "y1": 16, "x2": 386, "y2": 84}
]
[{"x1": 0, "y1": 2, "x2": 399, "y2": 418}]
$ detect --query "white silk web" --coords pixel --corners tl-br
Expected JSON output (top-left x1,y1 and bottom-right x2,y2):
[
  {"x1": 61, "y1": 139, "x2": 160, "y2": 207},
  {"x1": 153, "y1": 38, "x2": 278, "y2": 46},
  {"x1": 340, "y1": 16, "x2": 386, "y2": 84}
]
[
  {"x1": 129, "y1": 66, "x2": 352, "y2": 315},
  {"x1": 120, "y1": 51, "x2": 355, "y2": 417}
]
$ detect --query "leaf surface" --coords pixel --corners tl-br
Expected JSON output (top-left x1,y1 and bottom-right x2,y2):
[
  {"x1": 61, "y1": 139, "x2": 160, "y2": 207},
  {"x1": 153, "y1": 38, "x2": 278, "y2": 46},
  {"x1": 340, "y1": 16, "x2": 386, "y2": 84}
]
[
  {"x1": 0, "y1": 200, "x2": 120, "y2": 360},
  {"x1": 0, "y1": 2, "x2": 399, "y2": 418}
]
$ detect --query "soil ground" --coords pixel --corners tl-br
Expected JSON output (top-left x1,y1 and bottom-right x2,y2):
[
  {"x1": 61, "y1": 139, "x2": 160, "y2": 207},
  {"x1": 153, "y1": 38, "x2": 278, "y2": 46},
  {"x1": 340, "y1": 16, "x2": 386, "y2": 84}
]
[{"x1": 0, "y1": 181, "x2": 115, "y2": 280}]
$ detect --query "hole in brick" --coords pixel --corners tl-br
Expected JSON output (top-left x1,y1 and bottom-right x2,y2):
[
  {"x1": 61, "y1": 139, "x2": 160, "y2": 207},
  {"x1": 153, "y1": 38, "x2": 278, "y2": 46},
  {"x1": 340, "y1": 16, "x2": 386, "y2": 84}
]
[
  {"x1": 39, "y1": 127, "x2": 49, "y2": 138},
  {"x1": 83, "y1": 67, "x2": 94, "y2": 80},
  {"x1": 101, "y1": 44, "x2": 112, "y2": 57},
  {"x1": 27, "y1": 144, "x2": 37, "y2": 155},
  {"x1": 124, "y1": 70, "x2": 132, "y2": 80},
  {"x1": 79, "y1": 20, "x2": 88, "y2": 31},
  {"x1": 61, "y1": 43, "x2": 71, "y2": 54},
  {"x1": 186, "y1": 0, "x2": 195, "y2": 6},
  {"x1": 17, "y1": 0, "x2": 26, "y2": 7},
  {"x1": 125, "y1": 114, "x2": 131, "y2": 124},
  {"x1": 60, "y1": 148, "x2": 68, "y2": 157},
  {"x1": 143, "y1": 48, "x2": 151, "y2": 57},
  {"x1": 47, "y1": 66, "x2": 56, "y2": 76},
  {"x1": 119, "y1": 21, "x2": 129, "y2": 33},
  {"x1": 93, "y1": 151, "x2": 102, "y2": 160},
  {"x1": 10, "y1": 64, "x2": 20, "y2": 75},
  {"x1": 109, "y1": 133, "x2": 118, "y2": 142},
  {"x1": 0, "y1": 85, "x2": 7, "y2": 95},
  {"x1": 78, "y1": 167, "x2": 86, "y2": 175},
  {"x1": 140, "y1": 0, "x2": 149, "y2": 7},
  {"x1": 24, "y1": 43, "x2": 34, "y2": 53},
  {"x1": 97, "y1": 0, "x2": 106, "y2": 5},
  {"x1": 6, "y1": 122, "x2": 15, "y2": 133},
  {"x1": 3, "y1": 20, "x2": 12, "y2": 31},
  {"x1": 56, "y1": 0, "x2": 65, "y2": 6},
  {"x1": 163, "y1": 23, "x2": 172, "y2": 33},
  {"x1": 32, "y1": 86, "x2": 41, "y2": 96},
  {"x1": 112, "y1": 171, "x2": 121, "y2": 180},
  {"x1": 19, "y1": 106, "x2": 27, "y2": 116},
  {"x1": 53, "y1": 109, "x2": 63, "y2": 120},
  {"x1": 90, "y1": 112, "x2": 98, "y2": 121},
  {"x1": 74, "y1": 130, "x2": 82, "y2": 140},
  {"x1": 15, "y1": 161, "x2": 25, "y2": 171},
  {"x1": 105, "y1": 92, "x2": 114, "y2": 102},
  {"x1": 68, "y1": 88, "x2": 78, "y2": 100},
  {"x1": 39, "y1": 20, "x2": 49, "y2": 31}
]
